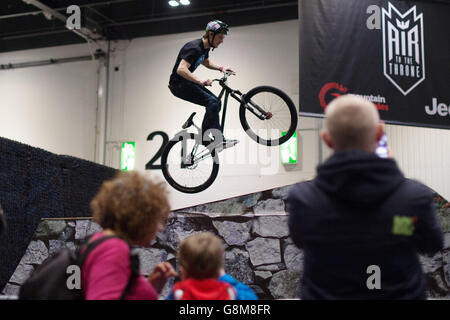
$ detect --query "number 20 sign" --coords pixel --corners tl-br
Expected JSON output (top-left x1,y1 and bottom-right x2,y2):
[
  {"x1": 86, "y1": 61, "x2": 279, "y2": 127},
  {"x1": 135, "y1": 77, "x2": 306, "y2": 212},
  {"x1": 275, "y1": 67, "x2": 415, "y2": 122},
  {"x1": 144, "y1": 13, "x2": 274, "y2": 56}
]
[{"x1": 145, "y1": 131, "x2": 169, "y2": 170}]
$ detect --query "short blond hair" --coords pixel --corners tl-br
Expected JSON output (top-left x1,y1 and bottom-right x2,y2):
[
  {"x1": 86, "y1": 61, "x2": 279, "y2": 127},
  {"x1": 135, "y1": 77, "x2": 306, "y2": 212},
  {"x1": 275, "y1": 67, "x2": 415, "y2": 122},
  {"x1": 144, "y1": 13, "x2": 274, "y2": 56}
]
[
  {"x1": 177, "y1": 232, "x2": 224, "y2": 279},
  {"x1": 325, "y1": 94, "x2": 380, "y2": 151}
]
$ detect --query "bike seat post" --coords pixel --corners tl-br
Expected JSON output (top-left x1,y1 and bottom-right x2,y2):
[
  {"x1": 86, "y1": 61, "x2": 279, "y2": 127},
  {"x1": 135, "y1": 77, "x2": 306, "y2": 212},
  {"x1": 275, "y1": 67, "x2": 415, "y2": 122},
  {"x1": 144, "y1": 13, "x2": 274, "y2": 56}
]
[{"x1": 193, "y1": 123, "x2": 201, "y2": 133}]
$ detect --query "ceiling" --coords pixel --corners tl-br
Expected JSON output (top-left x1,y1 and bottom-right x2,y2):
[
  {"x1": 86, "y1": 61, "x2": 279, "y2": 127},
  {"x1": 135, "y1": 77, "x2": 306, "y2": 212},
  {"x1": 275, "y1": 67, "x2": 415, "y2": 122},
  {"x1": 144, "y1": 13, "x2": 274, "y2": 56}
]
[{"x1": 0, "y1": 0, "x2": 298, "y2": 53}]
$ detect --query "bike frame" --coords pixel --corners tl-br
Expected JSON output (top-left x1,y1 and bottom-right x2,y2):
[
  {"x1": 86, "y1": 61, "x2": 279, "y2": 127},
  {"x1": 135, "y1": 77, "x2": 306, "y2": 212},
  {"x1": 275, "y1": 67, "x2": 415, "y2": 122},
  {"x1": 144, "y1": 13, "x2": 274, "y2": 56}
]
[
  {"x1": 180, "y1": 73, "x2": 272, "y2": 166},
  {"x1": 208, "y1": 75, "x2": 271, "y2": 134}
]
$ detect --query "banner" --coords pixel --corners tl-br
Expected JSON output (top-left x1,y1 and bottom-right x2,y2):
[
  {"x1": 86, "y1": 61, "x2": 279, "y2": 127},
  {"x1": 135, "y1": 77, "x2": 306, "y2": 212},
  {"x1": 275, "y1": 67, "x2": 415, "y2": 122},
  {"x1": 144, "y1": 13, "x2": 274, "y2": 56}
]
[{"x1": 299, "y1": 0, "x2": 450, "y2": 129}]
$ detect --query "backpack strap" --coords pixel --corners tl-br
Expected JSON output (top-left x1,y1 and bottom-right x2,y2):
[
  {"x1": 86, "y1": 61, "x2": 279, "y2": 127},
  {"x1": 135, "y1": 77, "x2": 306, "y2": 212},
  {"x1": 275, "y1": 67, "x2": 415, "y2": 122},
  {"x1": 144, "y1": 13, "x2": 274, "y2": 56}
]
[
  {"x1": 78, "y1": 234, "x2": 139, "y2": 300},
  {"x1": 78, "y1": 235, "x2": 117, "y2": 266},
  {"x1": 120, "y1": 249, "x2": 140, "y2": 300}
]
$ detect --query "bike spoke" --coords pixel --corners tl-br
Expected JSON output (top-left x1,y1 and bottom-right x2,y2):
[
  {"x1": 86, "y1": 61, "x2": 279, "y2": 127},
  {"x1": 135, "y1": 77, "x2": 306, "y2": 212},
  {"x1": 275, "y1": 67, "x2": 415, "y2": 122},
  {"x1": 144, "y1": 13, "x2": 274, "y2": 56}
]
[
  {"x1": 243, "y1": 89, "x2": 295, "y2": 144},
  {"x1": 165, "y1": 138, "x2": 216, "y2": 189}
]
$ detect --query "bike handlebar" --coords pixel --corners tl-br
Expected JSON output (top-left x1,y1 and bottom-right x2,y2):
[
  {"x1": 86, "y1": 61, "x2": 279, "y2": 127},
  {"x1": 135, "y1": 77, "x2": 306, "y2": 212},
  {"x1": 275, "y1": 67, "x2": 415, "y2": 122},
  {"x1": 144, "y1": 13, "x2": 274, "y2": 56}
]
[
  {"x1": 212, "y1": 70, "x2": 236, "y2": 83},
  {"x1": 224, "y1": 70, "x2": 236, "y2": 76}
]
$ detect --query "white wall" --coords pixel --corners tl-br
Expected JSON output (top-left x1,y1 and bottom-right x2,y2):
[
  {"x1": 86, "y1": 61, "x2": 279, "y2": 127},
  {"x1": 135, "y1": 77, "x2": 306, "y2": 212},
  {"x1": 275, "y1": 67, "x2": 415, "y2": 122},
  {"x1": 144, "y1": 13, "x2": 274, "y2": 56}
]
[
  {"x1": 385, "y1": 124, "x2": 450, "y2": 199},
  {"x1": 1, "y1": 19, "x2": 449, "y2": 210},
  {"x1": 0, "y1": 43, "x2": 100, "y2": 161},
  {"x1": 320, "y1": 122, "x2": 450, "y2": 200}
]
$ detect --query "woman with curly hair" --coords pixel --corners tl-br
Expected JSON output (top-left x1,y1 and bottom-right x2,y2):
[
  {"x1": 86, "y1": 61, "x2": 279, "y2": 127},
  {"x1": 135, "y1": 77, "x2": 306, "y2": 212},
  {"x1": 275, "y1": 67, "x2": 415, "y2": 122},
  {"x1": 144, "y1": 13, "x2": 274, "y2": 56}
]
[{"x1": 82, "y1": 171, "x2": 177, "y2": 300}]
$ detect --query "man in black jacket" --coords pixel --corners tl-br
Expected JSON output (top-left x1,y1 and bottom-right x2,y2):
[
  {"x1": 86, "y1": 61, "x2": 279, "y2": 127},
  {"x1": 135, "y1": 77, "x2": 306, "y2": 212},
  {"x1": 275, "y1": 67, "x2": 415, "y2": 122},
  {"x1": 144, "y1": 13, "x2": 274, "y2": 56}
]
[{"x1": 287, "y1": 94, "x2": 443, "y2": 299}]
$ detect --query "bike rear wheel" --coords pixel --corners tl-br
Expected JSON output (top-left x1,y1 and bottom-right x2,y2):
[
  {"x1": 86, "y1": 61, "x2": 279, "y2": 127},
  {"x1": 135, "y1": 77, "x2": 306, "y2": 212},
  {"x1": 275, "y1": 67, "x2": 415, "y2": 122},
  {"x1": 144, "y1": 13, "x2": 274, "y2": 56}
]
[
  {"x1": 240, "y1": 86, "x2": 298, "y2": 146},
  {"x1": 161, "y1": 133, "x2": 220, "y2": 193}
]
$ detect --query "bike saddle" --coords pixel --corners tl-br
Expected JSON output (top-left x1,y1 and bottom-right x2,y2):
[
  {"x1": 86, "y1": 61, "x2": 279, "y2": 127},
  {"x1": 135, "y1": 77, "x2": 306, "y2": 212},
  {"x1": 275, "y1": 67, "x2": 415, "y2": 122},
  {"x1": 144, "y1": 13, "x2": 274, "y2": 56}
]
[{"x1": 182, "y1": 112, "x2": 196, "y2": 129}]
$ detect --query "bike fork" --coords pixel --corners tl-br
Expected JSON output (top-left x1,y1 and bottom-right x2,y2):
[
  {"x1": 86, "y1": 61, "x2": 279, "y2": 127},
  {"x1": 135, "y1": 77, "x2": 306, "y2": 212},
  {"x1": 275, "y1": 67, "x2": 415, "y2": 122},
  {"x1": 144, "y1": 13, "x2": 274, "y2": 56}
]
[{"x1": 243, "y1": 98, "x2": 272, "y2": 120}]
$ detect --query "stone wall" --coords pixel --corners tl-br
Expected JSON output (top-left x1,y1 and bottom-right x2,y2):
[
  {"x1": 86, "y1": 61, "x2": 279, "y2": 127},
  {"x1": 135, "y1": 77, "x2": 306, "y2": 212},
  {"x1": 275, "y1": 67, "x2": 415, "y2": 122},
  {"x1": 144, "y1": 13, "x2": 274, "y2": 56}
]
[
  {"x1": 2, "y1": 187, "x2": 450, "y2": 299},
  {"x1": 2, "y1": 214, "x2": 301, "y2": 299}
]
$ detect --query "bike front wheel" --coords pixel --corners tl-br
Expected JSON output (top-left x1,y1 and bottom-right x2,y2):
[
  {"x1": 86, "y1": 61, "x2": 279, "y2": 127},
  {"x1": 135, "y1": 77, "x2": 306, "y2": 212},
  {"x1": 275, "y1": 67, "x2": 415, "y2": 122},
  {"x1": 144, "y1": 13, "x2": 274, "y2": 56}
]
[
  {"x1": 161, "y1": 133, "x2": 220, "y2": 194},
  {"x1": 240, "y1": 86, "x2": 298, "y2": 146}
]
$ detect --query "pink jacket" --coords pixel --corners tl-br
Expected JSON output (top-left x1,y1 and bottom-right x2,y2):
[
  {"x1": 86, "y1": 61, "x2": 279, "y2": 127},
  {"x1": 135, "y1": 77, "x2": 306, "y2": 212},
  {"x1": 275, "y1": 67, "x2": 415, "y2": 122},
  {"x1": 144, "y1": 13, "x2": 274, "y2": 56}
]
[{"x1": 82, "y1": 232, "x2": 158, "y2": 300}]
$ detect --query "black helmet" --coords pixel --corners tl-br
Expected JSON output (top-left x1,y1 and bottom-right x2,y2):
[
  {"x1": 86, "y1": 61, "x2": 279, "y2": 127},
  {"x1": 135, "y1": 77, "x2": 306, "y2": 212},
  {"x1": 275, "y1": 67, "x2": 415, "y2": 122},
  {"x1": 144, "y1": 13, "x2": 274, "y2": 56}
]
[
  {"x1": 205, "y1": 20, "x2": 229, "y2": 50},
  {"x1": 205, "y1": 20, "x2": 229, "y2": 35}
]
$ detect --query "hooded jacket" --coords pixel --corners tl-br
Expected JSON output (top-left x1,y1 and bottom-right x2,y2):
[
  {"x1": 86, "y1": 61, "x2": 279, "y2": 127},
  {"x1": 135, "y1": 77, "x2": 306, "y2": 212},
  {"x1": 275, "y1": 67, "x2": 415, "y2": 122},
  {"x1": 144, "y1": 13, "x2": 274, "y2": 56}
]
[
  {"x1": 172, "y1": 278, "x2": 236, "y2": 300},
  {"x1": 219, "y1": 273, "x2": 258, "y2": 300},
  {"x1": 287, "y1": 150, "x2": 443, "y2": 300}
]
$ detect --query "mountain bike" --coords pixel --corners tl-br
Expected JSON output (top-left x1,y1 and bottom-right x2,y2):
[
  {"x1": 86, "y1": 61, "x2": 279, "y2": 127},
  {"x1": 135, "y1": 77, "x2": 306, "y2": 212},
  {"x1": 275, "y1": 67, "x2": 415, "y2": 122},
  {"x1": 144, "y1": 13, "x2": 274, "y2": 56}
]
[{"x1": 161, "y1": 71, "x2": 298, "y2": 193}]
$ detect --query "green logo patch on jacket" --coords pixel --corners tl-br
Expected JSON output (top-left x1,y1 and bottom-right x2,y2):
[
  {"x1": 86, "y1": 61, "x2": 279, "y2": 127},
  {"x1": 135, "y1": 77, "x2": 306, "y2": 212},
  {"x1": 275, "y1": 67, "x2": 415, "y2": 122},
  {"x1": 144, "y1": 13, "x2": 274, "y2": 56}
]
[{"x1": 392, "y1": 215, "x2": 417, "y2": 236}]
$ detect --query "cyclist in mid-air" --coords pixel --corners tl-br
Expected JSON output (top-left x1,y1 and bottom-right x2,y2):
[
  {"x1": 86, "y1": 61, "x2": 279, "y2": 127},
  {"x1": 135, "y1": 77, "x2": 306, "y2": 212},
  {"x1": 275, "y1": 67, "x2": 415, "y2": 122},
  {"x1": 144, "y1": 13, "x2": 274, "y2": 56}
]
[{"x1": 169, "y1": 20, "x2": 238, "y2": 151}]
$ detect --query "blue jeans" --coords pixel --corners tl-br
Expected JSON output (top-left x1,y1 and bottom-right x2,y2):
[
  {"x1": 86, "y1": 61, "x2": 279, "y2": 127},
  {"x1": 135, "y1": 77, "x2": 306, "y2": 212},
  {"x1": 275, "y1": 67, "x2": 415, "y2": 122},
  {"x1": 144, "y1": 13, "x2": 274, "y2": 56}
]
[{"x1": 169, "y1": 80, "x2": 222, "y2": 137}]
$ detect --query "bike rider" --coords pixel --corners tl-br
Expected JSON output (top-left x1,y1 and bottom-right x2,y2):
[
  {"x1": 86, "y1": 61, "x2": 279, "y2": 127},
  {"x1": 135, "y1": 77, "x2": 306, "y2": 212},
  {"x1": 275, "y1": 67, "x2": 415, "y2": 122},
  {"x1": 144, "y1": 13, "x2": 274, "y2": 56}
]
[{"x1": 169, "y1": 20, "x2": 239, "y2": 151}]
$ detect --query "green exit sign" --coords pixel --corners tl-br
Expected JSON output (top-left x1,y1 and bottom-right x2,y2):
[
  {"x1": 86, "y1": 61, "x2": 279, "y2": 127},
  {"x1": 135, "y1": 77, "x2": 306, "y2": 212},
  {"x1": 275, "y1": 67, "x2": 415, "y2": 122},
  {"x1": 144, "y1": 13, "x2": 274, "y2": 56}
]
[
  {"x1": 280, "y1": 131, "x2": 297, "y2": 164},
  {"x1": 121, "y1": 142, "x2": 136, "y2": 171}
]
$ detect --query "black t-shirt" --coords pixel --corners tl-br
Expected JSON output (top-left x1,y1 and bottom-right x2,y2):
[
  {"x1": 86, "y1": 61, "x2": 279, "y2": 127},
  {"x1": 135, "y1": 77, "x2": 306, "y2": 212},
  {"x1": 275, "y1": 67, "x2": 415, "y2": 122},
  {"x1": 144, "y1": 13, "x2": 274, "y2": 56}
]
[{"x1": 169, "y1": 38, "x2": 210, "y2": 85}]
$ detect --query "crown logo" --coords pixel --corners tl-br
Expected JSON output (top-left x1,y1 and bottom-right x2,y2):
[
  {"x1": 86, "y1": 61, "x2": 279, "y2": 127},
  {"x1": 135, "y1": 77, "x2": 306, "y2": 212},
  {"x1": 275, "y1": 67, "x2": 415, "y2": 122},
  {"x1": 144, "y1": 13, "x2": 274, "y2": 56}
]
[
  {"x1": 338, "y1": 84, "x2": 348, "y2": 93},
  {"x1": 396, "y1": 19, "x2": 410, "y2": 30}
]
